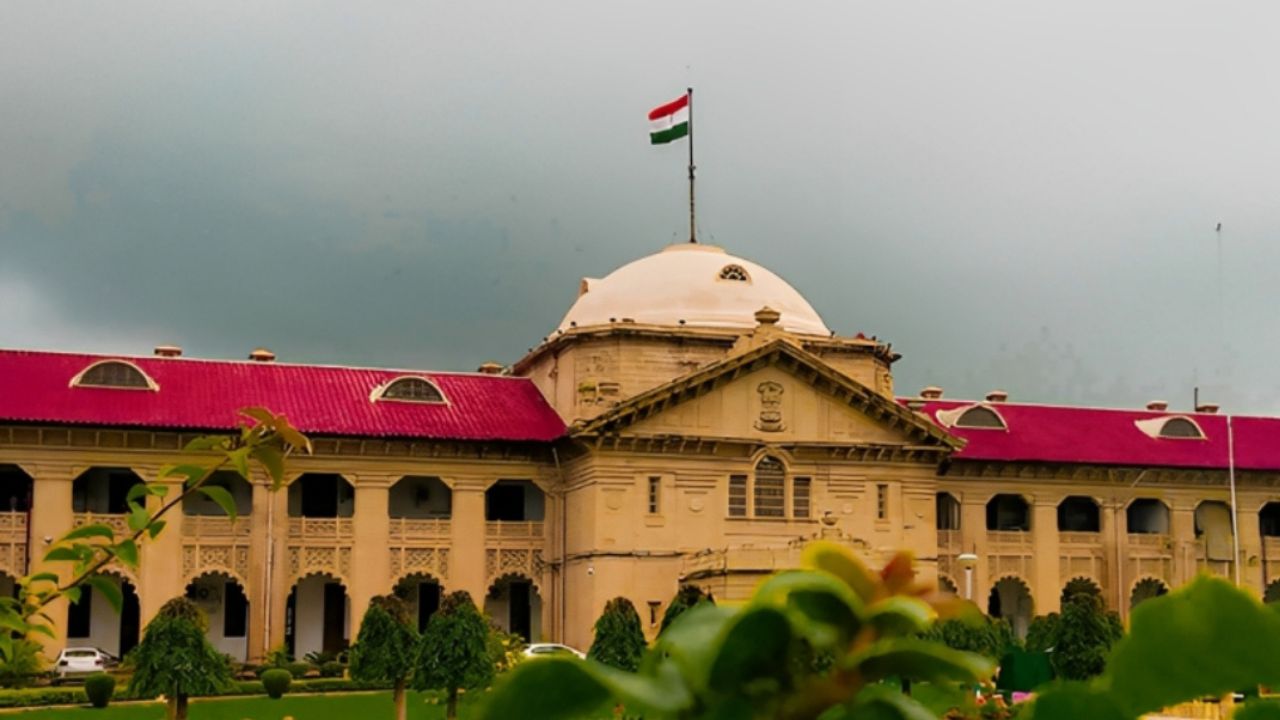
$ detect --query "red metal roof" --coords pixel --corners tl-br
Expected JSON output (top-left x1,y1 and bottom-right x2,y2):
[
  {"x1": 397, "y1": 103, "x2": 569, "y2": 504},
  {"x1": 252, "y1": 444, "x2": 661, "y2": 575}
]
[
  {"x1": 0, "y1": 349, "x2": 565, "y2": 442},
  {"x1": 905, "y1": 398, "x2": 1280, "y2": 471}
]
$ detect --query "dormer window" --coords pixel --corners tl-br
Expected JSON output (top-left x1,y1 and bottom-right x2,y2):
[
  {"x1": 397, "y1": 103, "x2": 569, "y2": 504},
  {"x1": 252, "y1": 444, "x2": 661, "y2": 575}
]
[
  {"x1": 71, "y1": 360, "x2": 157, "y2": 391},
  {"x1": 1159, "y1": 417, "x2": 1203, "y2": 439},
  {"x1": 1134, "y1": 415, "x2": 1206, "y2": 440},
  {"x1": 718, "y1": 264, "x2": 750, "y2": 282},
  {"x1": 954, "y1": 405, "x2": 1006, "y2": 429},
  {"x1": 373, "y1": 376, "x2": 446, "y2": 404}
]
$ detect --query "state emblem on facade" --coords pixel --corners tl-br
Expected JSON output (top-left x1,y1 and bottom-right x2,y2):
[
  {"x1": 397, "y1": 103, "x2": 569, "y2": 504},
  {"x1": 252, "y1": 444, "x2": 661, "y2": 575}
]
[{"x1": 755, "y1": 380, "x2": 786, "y2": 432}]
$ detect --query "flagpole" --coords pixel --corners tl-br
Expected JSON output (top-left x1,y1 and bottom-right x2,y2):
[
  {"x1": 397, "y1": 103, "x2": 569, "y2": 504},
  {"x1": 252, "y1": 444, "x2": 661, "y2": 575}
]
[{"x1": 687, "y1": 86, "x2": 696, "y2": 244}]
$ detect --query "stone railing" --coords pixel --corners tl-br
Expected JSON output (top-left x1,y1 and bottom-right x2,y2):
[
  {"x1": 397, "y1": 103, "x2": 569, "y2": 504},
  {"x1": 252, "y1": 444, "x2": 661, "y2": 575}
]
[
  {"x1": 987, "y1": 530, "x2": 1033, "y2": 552},
  {"x1": 937, "y1": 529, "x2": 961, "y2": 552},
  {"x1": 389, "y1": 518, "x2": 451, "y2": 543},
  {"x1": 287, "y1": 517, "x2": 354, "y2": 542},
  {"x1": 182, "y1": 515, "x2": 252, "y2": 540},
  {"x1": 0, "y1": 513, "x2": 27, "y2": 576},
  {"x1": 1126, "y1": 533, "x2": 1172, "y2": 553},
  {"x1": 73, "y1": 512, "x2": 130, "y2": 537},
  {"x1": 485, "y1": 521, "x2": 544, "y2": 540},
  {"x1": 1059, "y1": 531, "x2": 1102, "y2": 547}
]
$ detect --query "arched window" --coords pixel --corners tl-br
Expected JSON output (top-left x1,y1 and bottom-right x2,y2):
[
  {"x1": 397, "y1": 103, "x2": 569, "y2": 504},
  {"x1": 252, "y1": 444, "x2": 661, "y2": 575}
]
[
  {"x1": 987, "y1": 494, "x2": 1030, "y2": 531},
  {"x1": 375, "y1": 376, "x2": 446, "y2": 403},
  {"x1": 1159, "y1": 417, "x2": 1203, "y2": 439},
  {"x1": 936, "y1": 492, "x2": 960, "y2": 531},
  {"x1": 955, "y1": 406, "x2": 1006, "y2": 429},
  {"x1": 1058, "y1": 496, "x2": 1101, "y2": 532},
  {"x1": 753, "y1": 456, "x2": 785, "y2": 518},
  {"x1": 72, "y1": 360, "x2": 156, "y2": 390},
  {"x1": 718, "y1": 264, "x2": 750, "y2": 282}
]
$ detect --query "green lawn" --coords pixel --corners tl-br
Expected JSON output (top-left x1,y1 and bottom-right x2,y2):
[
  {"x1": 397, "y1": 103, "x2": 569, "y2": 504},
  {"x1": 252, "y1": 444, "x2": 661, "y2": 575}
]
[{"x1": 0, "y1": 691, "x2": 489, "y2": 719}]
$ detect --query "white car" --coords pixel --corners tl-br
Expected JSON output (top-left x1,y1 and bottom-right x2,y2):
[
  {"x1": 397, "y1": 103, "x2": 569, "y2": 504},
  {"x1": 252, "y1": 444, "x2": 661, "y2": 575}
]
[
  {"x1": 522, "y1": 643, "x2": 586, "y2": 660},
  {"x1": 53, "y1": 647, "x2": 117, "y2": 683}
]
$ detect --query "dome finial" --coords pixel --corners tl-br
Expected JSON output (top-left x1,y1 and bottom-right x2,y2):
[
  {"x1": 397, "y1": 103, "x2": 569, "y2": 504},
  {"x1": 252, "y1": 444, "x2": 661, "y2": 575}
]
[{"x1": 754, "y1": 306, "x2": 781, "y2": 326}]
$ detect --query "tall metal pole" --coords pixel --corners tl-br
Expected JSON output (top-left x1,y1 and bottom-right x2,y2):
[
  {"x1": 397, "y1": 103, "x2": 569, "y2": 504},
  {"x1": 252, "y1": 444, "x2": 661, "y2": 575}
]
[
  {"x1": 1228, "y1": 414, "x2": 1241, "y2": 585},
  {"x1": 687, "y1": 87, "x2": 696, "y2": 244}
]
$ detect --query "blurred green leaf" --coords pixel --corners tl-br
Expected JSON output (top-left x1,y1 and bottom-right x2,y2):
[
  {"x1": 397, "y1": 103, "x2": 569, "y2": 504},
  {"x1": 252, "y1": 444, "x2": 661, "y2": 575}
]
[
  {"x1": 113, "y1": 539, "x2": 139, "y2": 567},
  {"x1": 803, "y1": 542, "x2": 880, "y2": 603},
  {"x1": 147, "y1": 520, "x2": 167, "y2": 539},
  {"x1": 226, "y1": 447, "x2": 251, "y2": 480},
  {"x1": 648, "y1": 603, "x2": 737, "y2": 694},
  {"x1": 61, "y1": 524, "x2": 115, "y2": 543},
  {"x1": 707, "y1": 606, "x2": 792, "y2": 695},
  {"x1": 481, "y1": 656, "x2": 690, "y2": 719},
  {"x1": 127, "y1": 504, "x2": 150, "y2": 533},
  {"x1": 196, "y1": 485, "x2": 238, "y2": 520},
  {"x1": 1103, "y1": 577, "x2": 1280, "y2": 716},
  {"x1": 85, "y1": 575, "x2": 123, "y2": 614},
  {"x1": 182, "y1": 436, "x2": 227, "y2": 452},
  {"x1": 252, "y1": 445, "x2": 285, "y2": 486},
  {"x1": 43, "y1": 546, "x2": 85, "y2": 563},
  {"x1": 849, "y1": 638, "x2": 994, "y2": 684},
  {"x1": 866, "y1": 596, "x2": 936, "y2": 637},
  {"x1": 848, "y1": 685, "x2": 937, "y2": 720},
  {"x1": 752, "y1": 570, "x2": 863, "y2": 648},
  {"x1": 1236, "y1": 700, "x2": 1280, "y2": 720},
  {"x1": 1025, "y1": 683, "x2": 1128, "y2": 720}
]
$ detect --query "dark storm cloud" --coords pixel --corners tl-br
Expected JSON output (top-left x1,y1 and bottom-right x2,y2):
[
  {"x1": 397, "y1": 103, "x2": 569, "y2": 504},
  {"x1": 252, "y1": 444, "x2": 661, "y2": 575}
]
[{"x1": 3, "y1": 1, "x2": 1279, "y2": 412}]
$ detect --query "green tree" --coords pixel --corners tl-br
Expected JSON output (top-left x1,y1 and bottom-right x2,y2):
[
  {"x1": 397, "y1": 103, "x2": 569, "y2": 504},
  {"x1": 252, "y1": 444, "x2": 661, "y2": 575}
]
[
  {"x1": 659, "y1": 585, "x2": 715, "y2": 635},
  {"x1": 350, "y1": 595, "x2": 418, "y2": 720},
  {"x1": 922, "y1": 615, "x2": 1019, "y2": 660},
  {"x1": 1049, "y1": 592, "x2": 1122, "y2": 681},
  {"x1": 587, "y1": 597, "x2": 647, "y2": 672},
  {"x1": 126, "y1": 597, "x2": 232, "y2": 720},
  {"x1": 414, "y1": 591, "x2": 493, "y2": 719}
]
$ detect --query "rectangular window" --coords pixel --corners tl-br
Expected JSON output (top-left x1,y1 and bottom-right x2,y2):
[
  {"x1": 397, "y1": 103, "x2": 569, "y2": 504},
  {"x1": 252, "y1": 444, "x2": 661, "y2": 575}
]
[
  {"x1": 793, "y1": 477, "x2": 811, "y2": 518},
  {"x1": 223, "y1": 582, "x2": 248, "y2": 638},
  {"x1": 877, "y1": 484, "x2": 889, "y2": 520},
  {"x1": 67, "y1": 588, "x2": 92, "y2": 638},
  {"x1": 647, "y1": 476, "x2": 661, "y2": 515},
  {"x1": 728, "y1": 475, "x2": 747, "y2": 517}
]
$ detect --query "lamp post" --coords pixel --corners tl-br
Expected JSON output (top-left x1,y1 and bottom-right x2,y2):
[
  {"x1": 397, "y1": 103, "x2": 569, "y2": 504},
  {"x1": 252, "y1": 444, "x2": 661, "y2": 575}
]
[{"x1": 957, "y1": 552, "x2": 979, "y2": 601}]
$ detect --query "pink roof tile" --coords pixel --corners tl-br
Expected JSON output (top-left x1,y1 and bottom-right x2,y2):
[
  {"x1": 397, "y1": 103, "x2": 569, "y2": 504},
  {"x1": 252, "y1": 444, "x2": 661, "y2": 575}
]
[
  {"x1": 903, "y1": 399, "x2": 1280, "y2": 471},
  {"x1": 0, "y1": 349, "x2": 565, "y2": 442}
]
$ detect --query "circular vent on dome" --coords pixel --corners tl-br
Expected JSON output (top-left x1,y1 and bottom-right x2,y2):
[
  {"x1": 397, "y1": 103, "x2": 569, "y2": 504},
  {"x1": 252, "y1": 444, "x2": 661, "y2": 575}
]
[{"x1": 718, "y1": 264, "x2": 750, "y2": 282}]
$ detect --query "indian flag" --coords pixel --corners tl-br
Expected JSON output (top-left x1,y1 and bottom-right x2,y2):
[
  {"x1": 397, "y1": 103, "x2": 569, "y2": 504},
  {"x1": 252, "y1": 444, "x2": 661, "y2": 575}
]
[{"x1": 649, "y1": 93, "x2": 689, "y2": 145}]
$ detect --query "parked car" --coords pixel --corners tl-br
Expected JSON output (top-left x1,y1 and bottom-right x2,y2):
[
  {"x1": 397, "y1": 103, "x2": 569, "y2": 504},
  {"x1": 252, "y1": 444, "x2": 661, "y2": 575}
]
[
  {"x1": 522, "y1": 643, "x2": 586, "y2": 660},
  {"x1": 53, "y1": 648, "x2": 118, "y2": 684}
]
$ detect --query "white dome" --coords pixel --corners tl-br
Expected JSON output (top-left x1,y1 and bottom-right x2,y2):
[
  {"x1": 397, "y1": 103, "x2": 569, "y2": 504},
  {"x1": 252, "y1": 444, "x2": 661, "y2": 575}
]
[{"x1": 557, "y1": 244, "x2": 830, "y2": 336}]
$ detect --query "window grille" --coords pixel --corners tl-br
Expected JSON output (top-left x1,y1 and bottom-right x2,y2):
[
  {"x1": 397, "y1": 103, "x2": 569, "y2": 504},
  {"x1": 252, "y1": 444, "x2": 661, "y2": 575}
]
[
  {"x1": 754, "y1": 457, "x2": 786, "y2": 518},
  {"x1": 793, "y1": 477, "x2": 811, "y2": 518},
  {"x1": 379, "y1": 377, "x2": 445, "y2": 403},
  {"x1": 728, "y1": 475, "x2": 747, "y2": 517}
]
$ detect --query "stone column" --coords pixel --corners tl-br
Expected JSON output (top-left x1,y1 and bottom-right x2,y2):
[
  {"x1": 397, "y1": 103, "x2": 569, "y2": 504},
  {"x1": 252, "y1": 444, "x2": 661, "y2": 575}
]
[
  {"x1": 349, "y1": 475, "x2": 392, "y2": 640},
  {"x1": 245, "y1": 476, "x2": 275, "y2": 661},
  {"x1": 138, "y1": 465, "x2": 185, "y2": 627},
  {"x1": 1031, "y1": 499, "x2": 1060, "y2": 615},
  {"x1": 1170, "y1": 501, "x2": 1197, "y2": 587},
  {"x1": 450, "y1": 479, "x2": 488, "y2": 602},
  {"x1": 266, "y1": 481, "x2": 291, "y2": 656},
  {"x1": 25, "y1": 464, "x2": 76, "y2": 659},
  {"x1": 1100, "y1": 498, "x2": 1123, "y2": 612},
  {"x1": 958, "y1": 494, "x2": 988, "y2": 604},
  {"x1": 1235, "y1": 498, "x2": 1262, "y2": 596}
]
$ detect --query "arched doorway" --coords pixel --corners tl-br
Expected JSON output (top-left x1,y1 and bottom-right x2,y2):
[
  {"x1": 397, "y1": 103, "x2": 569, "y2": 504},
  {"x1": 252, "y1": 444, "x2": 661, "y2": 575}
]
[
  {"x1": 1130, "y1": 577, "x2": 1168, "y2": 610},
  {"x1": 394, "y1": 573, "x2": 442, "y2": 633},
  {"x1": 389, "y1": 477, "x2": 452, "y2": 520},
  {"x1": 288, "y1": 474, "x2": 354, "y2": 519},
  {"x1": 485, "y1": 480, "x2": 545, "y2": 522},
  {"x1": 72, "y1": 468, "x2": 143, "y2": 515},
  {"x1": 1058, "y1": 497, "x2": 1101, "y2": 532},
  {"x1": 485, "y1": 575, "x2": 541, "y2": 642},
  {"x1": 1127, "y1": 499, "x2": 1170, "y2": 534},
  {"x1": 986, "y1": 495, "x2": 1030, "y2": 532},
  {"x1": 987, "y1": 576, "x2": 1033, "y2": 639},
  {"x1": 66, "y1": 573, "x2": 139, "y2": 658},
  {"x1": 0, "y1": 466, "x2": 32, "y2": 513},
  {"x1": 286, "y1": 574, "x2": 349, "y2": 659},
  {"x1": 1265, "y1": 579, "x2": 1280, "y2": 604},
  {"x1": 185, "y1": 572, "x2": 249, "y2": 661},
  {"x1": 1061, "y1": 577, "x2": 1103, "y2": 606}
]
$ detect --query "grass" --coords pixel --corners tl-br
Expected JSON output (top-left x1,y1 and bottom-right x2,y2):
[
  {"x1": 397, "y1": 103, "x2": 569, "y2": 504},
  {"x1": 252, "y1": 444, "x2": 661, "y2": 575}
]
[{"x1": 0, "y1": 690, "x2": 489, "y2": 719}]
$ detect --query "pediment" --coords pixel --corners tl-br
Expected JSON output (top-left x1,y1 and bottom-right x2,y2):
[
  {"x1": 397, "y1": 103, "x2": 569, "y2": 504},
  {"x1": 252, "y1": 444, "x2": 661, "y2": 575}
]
[{"x1": 572, "y1": 340, "x2": 958, "y2": 450}]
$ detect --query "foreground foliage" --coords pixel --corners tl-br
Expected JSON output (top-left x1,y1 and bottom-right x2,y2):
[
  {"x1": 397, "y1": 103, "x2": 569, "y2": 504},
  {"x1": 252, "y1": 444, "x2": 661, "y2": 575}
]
[
  {"x1": 483, "y1": 543, "x2": 993, "y2": 719},
  {"x1": 128, "y1": 597, "x2": 233, "y2": 720},
  {"x1": 351, "y1": 595, "x2": 419, "y2": 720}
]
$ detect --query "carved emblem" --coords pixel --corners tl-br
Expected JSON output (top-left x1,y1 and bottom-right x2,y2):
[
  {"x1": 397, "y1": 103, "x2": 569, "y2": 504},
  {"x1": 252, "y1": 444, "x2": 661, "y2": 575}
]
[{"x1": 755, "y1": 381, "x2": 786, "y2": 432}]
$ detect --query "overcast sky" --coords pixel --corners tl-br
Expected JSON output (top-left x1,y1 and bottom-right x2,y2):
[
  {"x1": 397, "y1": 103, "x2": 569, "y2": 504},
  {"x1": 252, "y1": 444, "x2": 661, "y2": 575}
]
[{"x1": 2, "y1": 2, "x2": 1277, "y2": 413}]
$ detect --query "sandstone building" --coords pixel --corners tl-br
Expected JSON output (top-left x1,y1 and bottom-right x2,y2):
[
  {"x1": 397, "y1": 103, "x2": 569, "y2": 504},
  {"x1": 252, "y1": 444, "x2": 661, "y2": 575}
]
[{"x1": 1, "y1": 242, "x2": 1277, "y2": 661}]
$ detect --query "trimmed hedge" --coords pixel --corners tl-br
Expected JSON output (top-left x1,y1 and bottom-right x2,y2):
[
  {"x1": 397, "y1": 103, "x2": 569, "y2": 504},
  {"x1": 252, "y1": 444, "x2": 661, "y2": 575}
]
[
  {"x1": 83, "y1": 673, "x2": 115, "y2": 708},
  {"x1": 0, "y1": 678, "x2": 394, "y2": 708},
  {"x1": 261, "y1": 669, "x2": 291, "y2": 699}
]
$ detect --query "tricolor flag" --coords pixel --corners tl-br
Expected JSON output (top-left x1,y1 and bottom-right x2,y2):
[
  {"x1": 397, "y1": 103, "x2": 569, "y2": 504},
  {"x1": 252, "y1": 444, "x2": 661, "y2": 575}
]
[{"x1": 649, "y1": 93, "x2": 690, "y2": 145}]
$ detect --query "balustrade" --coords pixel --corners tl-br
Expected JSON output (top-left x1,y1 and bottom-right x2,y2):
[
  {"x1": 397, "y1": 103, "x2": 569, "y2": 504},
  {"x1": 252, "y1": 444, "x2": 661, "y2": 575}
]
[
  {"x1": 485, "y1": 520, "x2": 545, "y2": 541},
  {"x1": 287, "y1": 517, "x2": 354, "y2": 542},
  {"x1": 1059, "y1": 531, "x2": 1102, "y2": 546},
  {"x1": 73, "y1": 512, "x2": 129, "y2": 537},
  {"x1": 937, "y1": 529, "x2": 960, "y2": 552},
  {"x1": 182, "y1": 515, "x2": 252, "y2": 540},
  {"x1": 389, "y1": 517, "x2": 451, "y2": 543}
]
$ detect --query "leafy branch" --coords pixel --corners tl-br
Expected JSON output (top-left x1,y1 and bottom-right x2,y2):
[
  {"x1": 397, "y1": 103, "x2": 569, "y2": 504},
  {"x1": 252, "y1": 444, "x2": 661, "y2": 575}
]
[{"x1": 0, "y1": 408, "x2": 310, "y2": 661}]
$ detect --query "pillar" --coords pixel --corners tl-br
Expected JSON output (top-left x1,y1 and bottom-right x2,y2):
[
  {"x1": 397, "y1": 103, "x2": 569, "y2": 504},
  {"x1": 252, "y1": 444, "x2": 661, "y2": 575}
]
[
  {"x1": 138, "y1": 465, "x2": 185, "y2": 626},
  {"x1": 1031, "y1": 499, "x2": 1060, "y2": 615},
  {"x1": 266, "y1": 481, "x2": 291, "y2": 656},
  {"x1": 26, "y1": 464, "x2": 75, "y2": 660},
  {"x1": 450, "y1": 479, "x2": 488, "y2": 602},
  {"x1": 1171, "y1": 501, "x2": 1197, "y2": 587},
  {"x1": 1100, "y1": 498, "x2": 1123, "y2": 612},
  {"x1": 959, "y1": 494, "x2": 988, "y2": 605},
  {"x1": 1236, "y1": 499, "x2": 1262, "y2": 596},
  {"x1": 245, "y1": 476, "x2": 275, "y2": 661},
  {"x1": 349, "y1": 475, "x2": 392, "y2": 639}
]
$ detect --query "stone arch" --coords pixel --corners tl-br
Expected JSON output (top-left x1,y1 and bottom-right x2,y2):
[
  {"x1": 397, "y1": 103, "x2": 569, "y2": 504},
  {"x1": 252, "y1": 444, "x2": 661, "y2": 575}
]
[
  {"x1": 185, "y1": 571, "x2": 249, "y2": 661},
  {"x1": 1129, "y1": 577, "x2": 1169, "y2": 610},
  {"x1": 987, "y1": 575, "x2": 1033, "y2": 639},
  {"x1": 937, "y1": 574, "x2": 959, "y2": 597},
  {"x1": 67, "y1": 571, "x2": 140, "y2": 658},
  {"x1": 1061, "y1": 576, "x2": 1103, "y2": 606},
  {"x1": 485, "y1": 480, "x2": 546, "y2": 522},
  {"x1": 393, "y1": 572, "x2": 444, "y2": 634},
  {"x1": 1126, "y1": 498, "x2": 1170, "y2": 534},
  {"x1": 1259, "y1": 502, "x2": 1280, "y2": 537},
  {"x1": 1265, "y1": 579, "x2": 1280, "y2": 604},
  {"x1": 286, "y1": 572, "x2": 350, "y2": 659},
  {"x1": 72, "y1": 467, "x2": 145, "y2": 515},
  {"x1": 485, "y1": 573, "x2": 543, "y2": 643},
  {"x1": 1058, "y1": 496, "x2": 1101, "y2": 532},
  {"x1": 389, "y1": 476, "x2": 452, "y2": 519}
]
